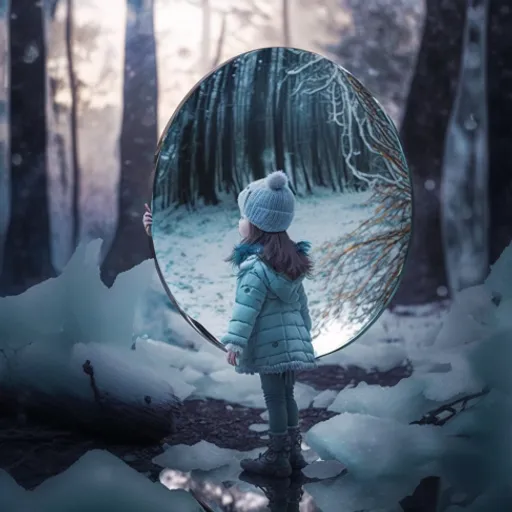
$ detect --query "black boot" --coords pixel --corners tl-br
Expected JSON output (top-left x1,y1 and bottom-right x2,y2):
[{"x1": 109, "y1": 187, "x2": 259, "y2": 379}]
[
  {"x1": 288, "y1": 426, "x2": 308, "y2": 470},
  {"x1": 240, "y1": 432, "x2": 292, "y2": 478}
]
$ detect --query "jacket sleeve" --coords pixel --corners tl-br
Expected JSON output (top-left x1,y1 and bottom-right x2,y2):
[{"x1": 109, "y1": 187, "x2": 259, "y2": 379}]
[
  {"x1": 298, "y1": 283, "x2": 312, "y2": 333},
  {"x1": 221, "y1": 265, "x2": 268, "y2": 354}
]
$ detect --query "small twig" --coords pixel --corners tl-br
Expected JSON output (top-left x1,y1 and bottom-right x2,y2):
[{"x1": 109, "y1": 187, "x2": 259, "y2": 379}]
[
  {"x1": 410, "y1": 388, "x2": 490, "y2": 426},
  {"x1": 82, "y1": 360, "x2": 103, "y2": 405}
]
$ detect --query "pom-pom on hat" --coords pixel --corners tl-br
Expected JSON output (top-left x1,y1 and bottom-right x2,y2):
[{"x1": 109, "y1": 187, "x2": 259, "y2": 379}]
[{"x1": 237, "y1": 170, "x2": 295, "y2": 233}]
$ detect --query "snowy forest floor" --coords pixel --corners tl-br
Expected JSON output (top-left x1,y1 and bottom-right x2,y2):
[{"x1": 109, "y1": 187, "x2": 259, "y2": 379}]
[
  {"x1": 0, "y1": 365, "x2": 413, "y2": 510},
  {"x1": 0, "y1": 304, "x2": 442, "y2": 511},
  {"x1": 153, "y1": 189, "x2": 376, "y2": 344}
]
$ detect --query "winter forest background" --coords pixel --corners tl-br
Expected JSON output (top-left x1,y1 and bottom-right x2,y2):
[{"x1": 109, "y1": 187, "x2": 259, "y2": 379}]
[
  {"x1": 1, "y1": 0, "x2": 512, "y2": 510},
  {"x1": 0, "y1": 0, "x2": 510, "y2": 308}
]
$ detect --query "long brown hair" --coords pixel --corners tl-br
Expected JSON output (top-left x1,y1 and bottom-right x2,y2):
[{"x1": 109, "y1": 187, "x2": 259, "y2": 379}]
[{"x1": 233, "y1": 223, "x2": 313, "y2": 280}]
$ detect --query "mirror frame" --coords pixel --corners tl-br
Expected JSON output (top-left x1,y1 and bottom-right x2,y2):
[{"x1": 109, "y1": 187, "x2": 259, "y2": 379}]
[{"x1": 148, "y1": 47, "x2": 415, "y2": 359}]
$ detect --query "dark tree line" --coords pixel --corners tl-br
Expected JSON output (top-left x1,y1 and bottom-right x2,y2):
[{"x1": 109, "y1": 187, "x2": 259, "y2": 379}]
[
  {"x1": 1, "y1": 0, "x2": 511, "y2": 306},
  {"x1": 154, "y1": 48, "x2": 373, "y2": 211},
  {"x1": 0, "y1": 0, "x2": 158, "y2": 295}
]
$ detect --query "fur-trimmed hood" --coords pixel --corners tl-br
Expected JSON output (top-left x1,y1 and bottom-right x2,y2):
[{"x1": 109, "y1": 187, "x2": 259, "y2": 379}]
[{"x1": 228, "y1": 241, "x2": 311, "y2": 303}]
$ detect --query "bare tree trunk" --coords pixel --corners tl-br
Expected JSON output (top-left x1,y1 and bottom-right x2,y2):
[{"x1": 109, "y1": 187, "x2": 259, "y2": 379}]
[
  {"x1": 0, "y1": 0, "x2": 10, "y2": 273},
  {"x1": 100, "y1": 0, "x2": 158, "y2": 286},
  {"x1": 211, "y1": 13, "x2": 226, "y2": 69},
  {"x1": 441, "y1": 0, "x2": 489, "y2": 294},
  {"x1": 488, "y1": 0, "x2": 512, "y2": 262},
  {"x1": 282, "y1": 0, "x2": 291, "y2": 46},
  {"x1": 392, "y1": 0, "x2": 467, "y2": 306},
  {"x1": 201, "y1": 0, "x2": 211, "y2": 74},
  {"x1": 0, "y1": 0, "x2": 56, "y2": 295},
  {"x1": 65, "y1": 0, "x2": 80, "y2": 248}
]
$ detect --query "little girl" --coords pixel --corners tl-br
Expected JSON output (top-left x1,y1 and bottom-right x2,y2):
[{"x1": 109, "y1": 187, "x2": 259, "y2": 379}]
[
  {"x1": 142, "y1": 171, "x2": 317, "y2": 478},
  {"x1": 222, "y1": 170, "x2": 317, "y2": 478}
]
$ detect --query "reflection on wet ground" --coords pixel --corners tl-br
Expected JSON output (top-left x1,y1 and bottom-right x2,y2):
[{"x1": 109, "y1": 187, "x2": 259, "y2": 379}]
[
  {"x1": 160, "y1": 446, "x2": 346, "y2": 512},
  {"x1": 161, "y1": 466, "x2": 346, "y2": 512}
]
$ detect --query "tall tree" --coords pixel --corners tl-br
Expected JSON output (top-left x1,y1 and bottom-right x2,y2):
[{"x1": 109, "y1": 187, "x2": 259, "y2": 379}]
[
  {"x1": 392, "y1": 0, "x2": 467, "y2": 306},
  {"x1": 201, "y1": 0, "x2": 211, "y2": 74},
  {"x1": 100, "y1": 0, "x2": 158, "y2": 286},
  {"x1": 0, "y1": 0, "x2": 56, "y2": 295},
  {"x1": 487, "y1": 0, "x2": 512, "y2": 263},
  {"x1": 441, "y1": 0, "x2": 489, "y2": 295},
  {"x1": 0, "y1": 0, "x2": 10, "y2": 273},
  {"x1": 282, "y1": 0, "x2": 291, "y2": 46},
  {"x1": 65, "y1": 0, "x2": 80, "y2": 248}
]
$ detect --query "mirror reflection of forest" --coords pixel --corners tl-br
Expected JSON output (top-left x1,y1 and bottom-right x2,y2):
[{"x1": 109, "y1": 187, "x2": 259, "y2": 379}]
[{"x1": 152, "y1": 47, "x2": 412, "y2": 358}]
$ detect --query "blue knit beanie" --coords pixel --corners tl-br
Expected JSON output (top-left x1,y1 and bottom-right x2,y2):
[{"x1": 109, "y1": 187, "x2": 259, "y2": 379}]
[{"x1": 237, "y1": 171, "x2": 295, "y2": 233}]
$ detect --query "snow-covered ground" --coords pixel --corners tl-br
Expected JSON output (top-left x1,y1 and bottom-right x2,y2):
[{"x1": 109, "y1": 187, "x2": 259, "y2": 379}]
[
  {"x1": 153, "y1": 189, "x2": 392, "y2": 357},
  {"x1": 150, "y1": 246, "x2": 511, "y2": 511},
  {"x1": 1, "y1": 239, "x2": 511, "y2": 511}
]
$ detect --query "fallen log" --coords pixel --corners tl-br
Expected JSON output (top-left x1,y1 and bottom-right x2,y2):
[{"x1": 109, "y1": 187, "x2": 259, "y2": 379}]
[{"x1": 0, "y1": 340, "x2": 194, "y2": 443}]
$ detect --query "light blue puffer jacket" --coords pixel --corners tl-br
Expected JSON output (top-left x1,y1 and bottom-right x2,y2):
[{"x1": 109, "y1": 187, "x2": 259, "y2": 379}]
[{"x1": 221, "y1": 243, "x2": 317, "y2": 374}]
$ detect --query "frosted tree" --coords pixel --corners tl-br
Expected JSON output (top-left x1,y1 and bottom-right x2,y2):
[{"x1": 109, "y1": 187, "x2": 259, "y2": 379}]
[
  {"x1": 282, "y1": 53, "x2": 412, "y2": 329},
  {"x1": 65, "y1": 0, "x2": 81, "y2": 248},
  {"x1": 101, "y1": 0, "x2": 158, "y2": 286},
  {"x1": 441, "y1": 0, "x2": 489, "y2": 295}
]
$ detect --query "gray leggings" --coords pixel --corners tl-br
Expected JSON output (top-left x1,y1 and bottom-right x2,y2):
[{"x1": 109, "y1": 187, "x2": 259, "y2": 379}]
[{"x1": 259, "y1": 371, "x2": 299, "y2": 434}]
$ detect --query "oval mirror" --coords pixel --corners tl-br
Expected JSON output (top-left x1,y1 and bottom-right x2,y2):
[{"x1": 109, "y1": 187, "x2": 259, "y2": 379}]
[{"x1": 151, "y1": 47, "x2": 413, "y2": 359}]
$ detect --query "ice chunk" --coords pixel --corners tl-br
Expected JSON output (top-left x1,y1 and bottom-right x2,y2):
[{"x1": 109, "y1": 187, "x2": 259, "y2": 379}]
[
  {"x1": 135, "y1": 338, "x2": 226, "y2": 374},
  {"x1": 470, "y1": 330, "x2": 512, "y2": 394},
  {"x1": 153, "y1": 440, "x2": 241, "y2": 472},
  {"x1": 305, "y1": 472, "x2": 415, "y2": 512},
  {"x1": 485, "y1": 241, "x2": 512, "y2": 300},
  {"x1": 32, "y1": 450, "x2": 204, "y2": 511},
  {"x1": 328, "y1": 377, "x2": 428, "y2": 423},
  {"x1": 302, "y1": 460, "x2": 345, "y2": 479},
  {"x1": 492, "y1": 297, "x2": 512, "y2": 331},
  {"x1": 421, "y1": 352, "x2": 484, "y2": 402},
  {"x1": 446, "y1": 488, "x2": 512, "y2": 512},
  {"x1": 312, "y1": 389, "x2": 338, "y2": 408},
  {"x1": 433, "y1": 285, "x2": 495, "y2": 350},
  {"x1": 10, "y1": 340, "x2": 194, "y2": 405},
  {"x1": 248, "y1": 423, "x2": 268, "y2": 432},
  {"x1": 306, "y1": 413, "x2": 443, "y2": 480},
  {"x1": 0, "y1": 240, "x2": 154, "y2": 352},
  {"x1": 321, "y1": 338, "x2": 407, "y2": 372},
  {"x1": 194, "y1": 371, "x2": 265, "y2": 407},
  {"x1": 294, "y1": 382, "x2": 320, "y2": 409},
  {"x1": 193, "y1": 368, "x2": 319, "y2": 409},
  {"x1": 180, "y1": 365, "x2": 204, "y2": 384},
  {"x1": 0, "y1": 469, "x2": 32, "y2": 511}
]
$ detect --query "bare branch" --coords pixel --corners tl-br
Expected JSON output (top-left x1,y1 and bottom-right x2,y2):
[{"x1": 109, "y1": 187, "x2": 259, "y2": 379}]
[{"x1": 211, "y1": 12, "x2": 227, "y2": 69}]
